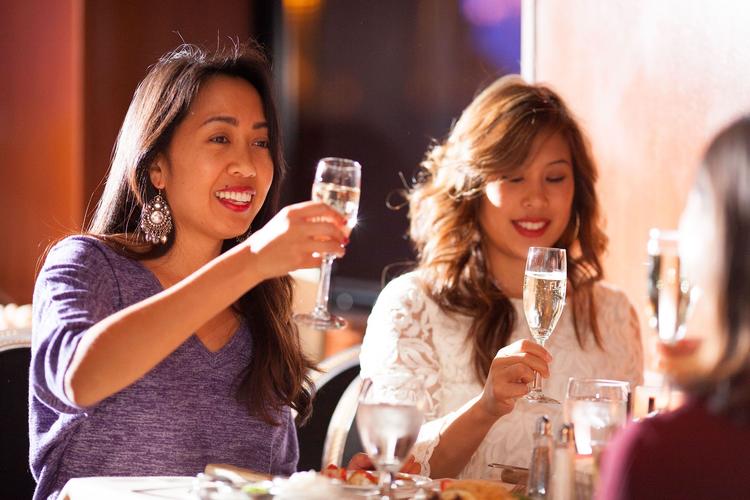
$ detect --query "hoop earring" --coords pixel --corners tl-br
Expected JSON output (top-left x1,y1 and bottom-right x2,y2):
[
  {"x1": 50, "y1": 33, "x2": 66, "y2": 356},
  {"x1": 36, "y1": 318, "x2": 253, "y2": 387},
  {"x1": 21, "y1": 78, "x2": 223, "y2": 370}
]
[{"x1": 140, "y1": 190, "x2": 173, "y2": 244}]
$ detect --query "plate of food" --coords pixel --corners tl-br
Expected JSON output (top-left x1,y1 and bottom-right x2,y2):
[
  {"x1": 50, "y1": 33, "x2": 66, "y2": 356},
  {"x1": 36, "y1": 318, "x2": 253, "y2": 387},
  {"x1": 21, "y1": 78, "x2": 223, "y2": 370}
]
[{"x1": 322, "y1": 464, "x2": 433, "y2": 497}]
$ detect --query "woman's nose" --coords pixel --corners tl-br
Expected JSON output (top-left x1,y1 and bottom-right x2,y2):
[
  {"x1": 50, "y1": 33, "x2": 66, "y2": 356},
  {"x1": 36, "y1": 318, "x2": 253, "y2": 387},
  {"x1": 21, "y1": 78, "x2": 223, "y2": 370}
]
[
  {"x1": 228, "y1": 148, "x2": 257, "y2": 177},
  {"x1": 522, "y1": 183, "x2": 547, "y2": 208}
]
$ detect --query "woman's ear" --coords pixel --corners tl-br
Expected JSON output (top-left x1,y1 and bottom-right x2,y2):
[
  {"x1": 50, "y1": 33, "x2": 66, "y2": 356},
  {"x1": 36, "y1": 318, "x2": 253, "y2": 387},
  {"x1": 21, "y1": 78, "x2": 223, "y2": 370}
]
[{"x1": 148, "y1": 155, "x2": 167, "y2": 190}]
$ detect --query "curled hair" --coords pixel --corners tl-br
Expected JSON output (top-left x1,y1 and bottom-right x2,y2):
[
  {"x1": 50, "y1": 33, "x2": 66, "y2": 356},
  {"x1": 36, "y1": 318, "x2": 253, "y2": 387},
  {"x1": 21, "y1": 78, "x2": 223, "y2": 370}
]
[
  {"x1": 87, "y1": 42, "x2": 316, "y2": 425},
  {"x1": 410, "y1": 75, "x2": 608, "y2": 383}
]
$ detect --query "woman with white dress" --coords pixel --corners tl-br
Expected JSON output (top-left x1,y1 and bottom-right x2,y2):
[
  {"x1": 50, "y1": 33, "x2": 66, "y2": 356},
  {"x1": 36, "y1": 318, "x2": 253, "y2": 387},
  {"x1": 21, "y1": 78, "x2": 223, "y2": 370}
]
[{"x1": 360, "y1": 75, "x2": 643, "y2": 479}]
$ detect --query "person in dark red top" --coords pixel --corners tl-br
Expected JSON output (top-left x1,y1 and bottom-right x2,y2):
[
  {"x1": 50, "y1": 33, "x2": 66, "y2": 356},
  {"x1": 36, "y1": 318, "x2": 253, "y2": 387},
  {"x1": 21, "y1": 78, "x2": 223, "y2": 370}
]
[{"x1": 597, "y1": 115, "x2": 750, "y2": 500}]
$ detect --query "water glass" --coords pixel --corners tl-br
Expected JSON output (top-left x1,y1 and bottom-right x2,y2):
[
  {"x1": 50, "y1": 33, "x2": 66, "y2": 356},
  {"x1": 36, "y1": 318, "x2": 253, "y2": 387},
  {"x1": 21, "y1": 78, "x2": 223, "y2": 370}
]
[
  {"x1": 356, "y1": 373, "x2": 426, "y2": 499},
  {"x1": 564, "y1": 378, "x2": 629, "y2": 456}
]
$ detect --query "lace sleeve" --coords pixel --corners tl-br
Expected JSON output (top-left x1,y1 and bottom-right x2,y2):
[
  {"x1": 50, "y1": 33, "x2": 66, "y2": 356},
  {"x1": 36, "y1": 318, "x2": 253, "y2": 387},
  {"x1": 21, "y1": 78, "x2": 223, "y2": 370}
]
[
  {"x1": 360, "y1": 273, "x2": 445, "y2": 475},
  {"x1": 596, "y1": 286, "x2": 645, "y2": 389}
]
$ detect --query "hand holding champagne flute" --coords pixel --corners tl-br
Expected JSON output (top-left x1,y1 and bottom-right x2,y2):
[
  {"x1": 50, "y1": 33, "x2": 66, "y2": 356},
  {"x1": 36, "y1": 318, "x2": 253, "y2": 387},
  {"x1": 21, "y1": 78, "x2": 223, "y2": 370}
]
[
  {"x1": 522, "y1": 246, "x2": 567, "y2": 404},
  {"x1": 294, "y1": 157, "x2": 361, "y2": 330}
]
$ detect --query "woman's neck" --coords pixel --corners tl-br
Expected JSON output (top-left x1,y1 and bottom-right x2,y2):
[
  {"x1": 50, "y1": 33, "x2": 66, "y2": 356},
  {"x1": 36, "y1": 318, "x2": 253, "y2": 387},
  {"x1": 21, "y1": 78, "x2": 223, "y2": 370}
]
[
  {"x1": 144, "y1": 234, "x2": 224, "y2": 288},
  {"x1": 485, "y1": 248, "x2": 526, "y2": 299}
]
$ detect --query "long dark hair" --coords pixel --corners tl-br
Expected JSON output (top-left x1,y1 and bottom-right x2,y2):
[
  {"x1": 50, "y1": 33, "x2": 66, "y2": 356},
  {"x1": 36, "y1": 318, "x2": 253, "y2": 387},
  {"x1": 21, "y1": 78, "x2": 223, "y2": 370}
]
[
  {"x1": 696, "y1": 115, "x2": 750, "y2": 420},
  {"x1": 409, "y1": 75, "x2": 608, "y2": 384},
  {"x1": 88, "y1": 42, "x2": 315, "y2": 425}
]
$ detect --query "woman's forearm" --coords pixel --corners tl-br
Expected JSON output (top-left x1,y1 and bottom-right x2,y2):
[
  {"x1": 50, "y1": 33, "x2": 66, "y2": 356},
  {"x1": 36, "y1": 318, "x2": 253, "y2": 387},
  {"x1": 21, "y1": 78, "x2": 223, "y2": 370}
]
[
  {"x1": 64, "y1": 244, "x2": 263, "y2": 407},
  {"x1": 427, "y1": 396, "x2": 500, "y2": 478}
]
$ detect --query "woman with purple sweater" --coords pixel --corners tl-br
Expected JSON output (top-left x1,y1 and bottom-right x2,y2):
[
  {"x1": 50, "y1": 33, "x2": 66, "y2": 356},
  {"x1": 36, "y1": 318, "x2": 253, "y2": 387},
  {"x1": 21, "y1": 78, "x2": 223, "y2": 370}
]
[{"x1": 29, "y1": 43, "x2": 350, "y2": 499}]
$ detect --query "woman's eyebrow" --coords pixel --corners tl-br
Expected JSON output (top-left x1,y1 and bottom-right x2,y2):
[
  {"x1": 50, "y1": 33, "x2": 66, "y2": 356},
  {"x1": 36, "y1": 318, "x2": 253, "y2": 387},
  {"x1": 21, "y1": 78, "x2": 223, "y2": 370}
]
[
  {"x1": 200, "y1": 115, "x2": 268, "y2": 130},
  {"x1": 547, "y1": 159, "x2": 571, "y2": 166},
  {"x1": 201, "y1": 115, "x2": 238, "y2": 126}
]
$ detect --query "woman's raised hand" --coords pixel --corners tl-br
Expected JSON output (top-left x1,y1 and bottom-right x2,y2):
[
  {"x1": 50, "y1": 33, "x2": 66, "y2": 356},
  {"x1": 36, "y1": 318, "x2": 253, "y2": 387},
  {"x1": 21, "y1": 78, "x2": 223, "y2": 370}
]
[
  {"x1": 246, "y1": 201, "x2": 350, "y2": 280},
  {"x1": 479, "y1": 339, "x2": 553, "y2": 418}
]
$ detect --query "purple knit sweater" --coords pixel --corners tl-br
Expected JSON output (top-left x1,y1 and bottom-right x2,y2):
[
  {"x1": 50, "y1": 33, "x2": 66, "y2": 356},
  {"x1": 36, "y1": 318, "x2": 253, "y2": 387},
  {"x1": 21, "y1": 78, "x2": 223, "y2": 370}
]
[{"x1": 29, "y1": 236, "x2": 298, "y2": 499}]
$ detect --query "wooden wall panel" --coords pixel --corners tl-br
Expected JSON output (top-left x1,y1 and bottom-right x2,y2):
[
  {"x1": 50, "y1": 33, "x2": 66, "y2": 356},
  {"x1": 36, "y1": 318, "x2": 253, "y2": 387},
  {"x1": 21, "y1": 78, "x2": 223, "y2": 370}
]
[
  {"x1": 533, "y1": 0, "x2": 750, "y2": 365},
  {"x1": 83, "y1": 0, "x2": 253, "y2": 224},
  {"x1": 0, "y1": 0, "x2": 252, "y2": 303},
  {"x1": 0, "y1": 0, "x2": 83, "y2": 303}
]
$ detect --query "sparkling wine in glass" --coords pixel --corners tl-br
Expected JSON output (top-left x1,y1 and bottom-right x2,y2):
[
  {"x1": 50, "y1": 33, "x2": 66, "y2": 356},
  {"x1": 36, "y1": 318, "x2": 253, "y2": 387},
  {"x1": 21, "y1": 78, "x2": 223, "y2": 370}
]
[
  {"x1": 356, "y1": 373, "x2": 425, "y2": 499},
  {"x1": 294, "y1": 157, "x2": 361, "y2": 330},
  {"x1": 647, "y1": 229, "x2": 696, "y2": 344},
  {"x1": 523, "y1": 247, "x2": 567, "y2": 404}
]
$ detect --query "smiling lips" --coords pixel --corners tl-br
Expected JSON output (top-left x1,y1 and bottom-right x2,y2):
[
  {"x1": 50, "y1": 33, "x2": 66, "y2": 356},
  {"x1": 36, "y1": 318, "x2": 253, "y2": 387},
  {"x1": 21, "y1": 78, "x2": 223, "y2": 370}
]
[
  {"x1": 215, "y1": 187, "x2": 255, "y2": 212},
  {"x1": 512, "y1": 219, "x2": 550, "y2": 238}
]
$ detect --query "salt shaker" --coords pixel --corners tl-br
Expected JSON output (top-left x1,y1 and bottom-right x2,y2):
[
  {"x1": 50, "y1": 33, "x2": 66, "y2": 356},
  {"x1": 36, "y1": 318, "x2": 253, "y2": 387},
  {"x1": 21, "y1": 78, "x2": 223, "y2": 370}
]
[
  {"x1": 527, "y1": 415, "x2": 553, "y2": 499},
  {"x1": 552, "y1": 423, "x2": 575, "y2": 500}
]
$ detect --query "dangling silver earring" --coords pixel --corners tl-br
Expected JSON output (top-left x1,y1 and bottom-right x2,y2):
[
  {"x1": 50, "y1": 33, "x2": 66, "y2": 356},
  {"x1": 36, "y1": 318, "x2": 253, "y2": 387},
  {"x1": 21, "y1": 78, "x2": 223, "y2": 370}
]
[{"x1": 140, "y1": 190, "x2": 172, "y2": 244}]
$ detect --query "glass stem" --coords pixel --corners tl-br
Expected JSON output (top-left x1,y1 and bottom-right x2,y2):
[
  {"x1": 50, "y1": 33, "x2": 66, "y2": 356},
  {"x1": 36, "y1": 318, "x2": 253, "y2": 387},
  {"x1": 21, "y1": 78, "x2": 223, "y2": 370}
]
[
  {"x1": 377, "y1": 470, "x2": 393, "y2": 499},
  {"x1": 312, "y1": 254, "x2": 335, "y2": 318},
  {"x1": 530, "y1": 339, "x2": 546, "y2": 394}
]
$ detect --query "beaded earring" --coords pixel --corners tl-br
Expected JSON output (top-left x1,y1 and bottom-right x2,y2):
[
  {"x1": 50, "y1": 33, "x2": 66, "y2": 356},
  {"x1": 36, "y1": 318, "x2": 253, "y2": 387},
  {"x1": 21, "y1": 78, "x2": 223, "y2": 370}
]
[{"x1": 140, "y1": 190, "x2": 172, "y2": 244}]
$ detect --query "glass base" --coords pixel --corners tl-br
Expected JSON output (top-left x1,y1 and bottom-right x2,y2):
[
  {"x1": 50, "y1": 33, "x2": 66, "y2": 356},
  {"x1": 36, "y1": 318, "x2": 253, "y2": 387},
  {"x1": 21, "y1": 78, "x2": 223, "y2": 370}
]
[
  {"x1": 523, "y1": 392, "x2": 560, "y2": 404},
  {"x1": 293, "y1": 312, "x2": 347, "y2": 331}
]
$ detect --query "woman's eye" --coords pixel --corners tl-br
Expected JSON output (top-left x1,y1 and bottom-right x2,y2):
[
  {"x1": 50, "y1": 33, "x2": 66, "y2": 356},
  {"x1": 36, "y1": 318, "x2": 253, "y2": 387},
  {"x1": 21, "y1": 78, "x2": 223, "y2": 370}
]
[
  {"x1": 210, "y1": 135, "x2": 229, "y2": 144},
  {"x1": 252, "y1": 139, "x2": 270, "y2": 149},
  {"x1": 547, "y1": 175, "x2": 566, "y2": 183}
]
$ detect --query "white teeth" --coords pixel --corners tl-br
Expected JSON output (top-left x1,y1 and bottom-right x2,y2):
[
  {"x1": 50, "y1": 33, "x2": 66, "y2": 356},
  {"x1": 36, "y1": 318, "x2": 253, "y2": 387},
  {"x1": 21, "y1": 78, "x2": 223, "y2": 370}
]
[
  {"x1": 517, "y1": 221, "x2": 546, "y2": 230},
  {"x1": 215, "y1": 191, "x2": 253, "y2": 203}
]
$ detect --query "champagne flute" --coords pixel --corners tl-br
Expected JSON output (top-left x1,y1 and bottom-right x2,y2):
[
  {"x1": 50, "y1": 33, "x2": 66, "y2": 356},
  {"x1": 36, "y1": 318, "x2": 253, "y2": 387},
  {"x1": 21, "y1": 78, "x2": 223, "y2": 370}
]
[
  {"x1": 644, "y1": 228, "x2": 697, "y2": 414},
  {"x1": 646, "y1": 229, "x2": 695, "y2": 344},
  {"x1": 294, "y1": 157, "x2": 361, "y2": 330},
  {"x1": 356, "y1": 373, "x2": 426, "y2": 499},
  {"x1": 522, "y1": 246, "x2": 567, "y2": 404}
]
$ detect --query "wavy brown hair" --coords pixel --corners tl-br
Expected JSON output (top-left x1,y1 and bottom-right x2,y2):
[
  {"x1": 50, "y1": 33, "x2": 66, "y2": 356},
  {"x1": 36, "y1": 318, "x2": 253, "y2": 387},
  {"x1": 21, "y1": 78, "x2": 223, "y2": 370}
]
[
  {"x1": 410, "y1": 75, "x2": 608, "y2": 384},
  {"x1": 87, "y1": 43, "x2": 316, "y2": 425}
]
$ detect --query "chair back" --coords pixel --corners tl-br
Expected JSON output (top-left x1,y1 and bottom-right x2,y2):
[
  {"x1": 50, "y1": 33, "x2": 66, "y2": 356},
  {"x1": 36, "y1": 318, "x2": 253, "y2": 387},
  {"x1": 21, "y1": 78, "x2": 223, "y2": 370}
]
[
  {"x1": 0, "y1": 328, "x2": 36, "y2": 498},
  {"x1": 296, "y1": 345, "x2": 361, "y2": 471},
  {"x1": 322, "y1": 375, "x2": 363, "y2": 467}
]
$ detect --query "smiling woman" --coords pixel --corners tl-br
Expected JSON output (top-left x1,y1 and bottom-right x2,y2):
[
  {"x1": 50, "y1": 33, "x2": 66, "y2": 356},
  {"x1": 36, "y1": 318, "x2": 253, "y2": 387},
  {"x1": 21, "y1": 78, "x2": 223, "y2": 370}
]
[
  {"x1": 29, "y1": 43, "x2": 351, "y2": 500},
  {"x1": 360, "y1": 75, "x2": 644, "y2": 478}
]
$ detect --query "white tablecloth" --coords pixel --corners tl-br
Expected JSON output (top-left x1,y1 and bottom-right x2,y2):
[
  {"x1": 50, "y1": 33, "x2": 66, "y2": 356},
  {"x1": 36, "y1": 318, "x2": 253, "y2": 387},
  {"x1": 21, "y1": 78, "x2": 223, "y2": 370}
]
[{"x1": 60, "y1": 476, "x2": 195, "y2": 500}]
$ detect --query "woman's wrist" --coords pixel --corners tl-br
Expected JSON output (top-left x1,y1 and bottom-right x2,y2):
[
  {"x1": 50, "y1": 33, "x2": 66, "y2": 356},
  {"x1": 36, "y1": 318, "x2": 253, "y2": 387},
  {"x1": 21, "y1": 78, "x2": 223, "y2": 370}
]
[{"x1": 469, "y1": 398, "x2": 502, "y2": 428}]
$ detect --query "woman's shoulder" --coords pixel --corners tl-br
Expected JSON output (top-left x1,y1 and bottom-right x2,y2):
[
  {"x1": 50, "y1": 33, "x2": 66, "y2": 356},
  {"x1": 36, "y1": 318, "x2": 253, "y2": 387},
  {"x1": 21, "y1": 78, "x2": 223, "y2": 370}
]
[
  {"x1": 591, "y1": 281, "x2": 636, "y2": 314},
  {"x1": 591, "y1": 280, "x2": 631, "y2": 302},
  {"x1": 45, "y1": 235, "x2": 119, "y2": 266},
  {"x1": 42, "y1": 235, "x2": 142, "y2": 283},
  {"x1": 377, "y1": 270, "x2": 428, "y2": 305}
]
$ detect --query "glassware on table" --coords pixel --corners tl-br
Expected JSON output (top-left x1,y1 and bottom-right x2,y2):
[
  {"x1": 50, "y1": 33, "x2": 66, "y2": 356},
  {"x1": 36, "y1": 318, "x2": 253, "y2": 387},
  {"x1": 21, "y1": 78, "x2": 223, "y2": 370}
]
[
  {"x1": 522, "y1": 246, "x2": 567, "y2": 404},
  {"x1": 646, "y1": 228, "x2": 696, "y2": 344},
  {"x1": 564, "y1": 378, "x2": 630, "y2": 456},
  {"x1": 356, "y1": 372, "x2": 426, "y2": 499},
  {"x1": 293, "y1": 157, "x2": 361, "y2": 331}
]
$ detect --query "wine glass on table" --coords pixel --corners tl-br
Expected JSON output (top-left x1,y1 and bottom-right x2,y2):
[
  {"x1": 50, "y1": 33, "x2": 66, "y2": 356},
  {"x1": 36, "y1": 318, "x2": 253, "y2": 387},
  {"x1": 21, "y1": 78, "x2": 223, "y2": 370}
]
[
  {"x1": 356, "y1": 372, "x2": 426, "y2": 499},
  {"x1": 522, "y1": 246, "x2": 567, "y2": 404},
  {"x1": 294, "y1": 157, "x2": 361, "y2": 330},
  {"x1": 564, "y1": 378, "x2": 629, "y2": 495},
  {"x1": 564, "y1": 378, "x2": 630, "y2": 456}
]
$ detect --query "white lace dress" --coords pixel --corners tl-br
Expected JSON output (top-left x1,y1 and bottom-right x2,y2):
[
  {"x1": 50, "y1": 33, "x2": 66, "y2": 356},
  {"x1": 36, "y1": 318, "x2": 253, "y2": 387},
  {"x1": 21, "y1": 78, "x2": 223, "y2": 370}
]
[{"x1": 359, "y1": 271, "x2": 643, "y2": 479}]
